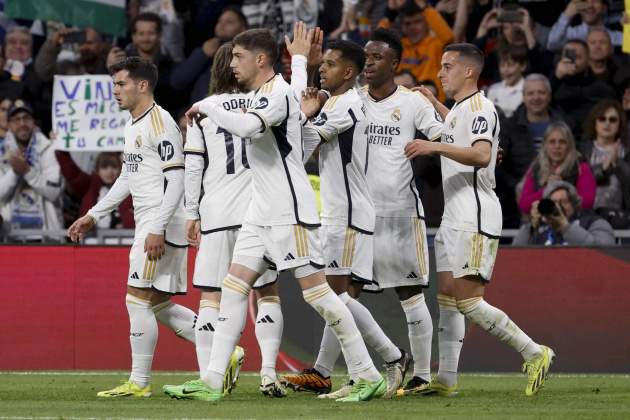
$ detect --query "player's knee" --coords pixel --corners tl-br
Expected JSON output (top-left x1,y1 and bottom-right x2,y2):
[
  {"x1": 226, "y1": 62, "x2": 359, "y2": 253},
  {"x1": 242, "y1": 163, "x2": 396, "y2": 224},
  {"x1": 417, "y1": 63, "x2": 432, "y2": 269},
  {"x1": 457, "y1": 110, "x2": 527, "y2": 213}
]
[
  {"x1": 347, "y1": 282, "x2": 362, "y2": 299},
  {"x1": 255, "y1": 281, "x2": 279, "y2": 299},
  {"x1": 395, "y1": 285, "x2": 424, "y2": 301},
  {"x1": 326, "y1": 275, "x2": 351, "y2": 295}
]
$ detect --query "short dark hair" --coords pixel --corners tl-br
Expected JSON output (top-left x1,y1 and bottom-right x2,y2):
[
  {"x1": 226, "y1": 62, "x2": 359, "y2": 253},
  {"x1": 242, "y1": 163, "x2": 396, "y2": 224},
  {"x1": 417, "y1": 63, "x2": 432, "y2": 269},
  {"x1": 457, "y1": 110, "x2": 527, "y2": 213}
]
[
  {"x1": 370, "y1": 28, "x2": 403, "y2": 62},
  {"x1": 444, "y1": 43, "x2": 485, "y2": 70},
  {"x1": 565, "y1": 38, "x2": 588, "y2": 51},
  {"x1": 401, "y1": 1, "x2": 424, "y2": 17},
  {"x1": 131, "y1": 12, "x2": 162, "y2": 35},
  {"x1": 221, "y1": 6, "x2": 249, "y2": 29},
  {"x1": 109, "y1": 57, "x2": 158, "y2": 91},
  {"x1": 397, "y1": 69, "x2": 419, "y2": 84},
  {"x1": 326, "y1": 39, "x2": 366, "y2": 74},
  {"x1": 233, "y1": 29, "x2": 279, "y2": 66},
  {"x1": 498, "y1": 45, "x2": 528, "y2": 66}
]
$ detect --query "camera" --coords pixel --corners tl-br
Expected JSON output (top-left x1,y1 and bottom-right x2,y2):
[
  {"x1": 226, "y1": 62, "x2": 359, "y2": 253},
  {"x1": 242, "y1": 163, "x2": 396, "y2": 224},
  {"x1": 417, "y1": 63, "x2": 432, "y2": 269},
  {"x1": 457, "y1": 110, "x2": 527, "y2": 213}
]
[
  {"x1": 497, "y1": 4, "x2": 522, "y2": 23},
  {"x1": 563, "y1": 48, "x2": 577, "y2": 63},
  {"x1": 64, "y1": 30, "x2": 86, "y2": 45},
  {"x1": 538, "y1": 198, "x2": 558, "y2": 217}
]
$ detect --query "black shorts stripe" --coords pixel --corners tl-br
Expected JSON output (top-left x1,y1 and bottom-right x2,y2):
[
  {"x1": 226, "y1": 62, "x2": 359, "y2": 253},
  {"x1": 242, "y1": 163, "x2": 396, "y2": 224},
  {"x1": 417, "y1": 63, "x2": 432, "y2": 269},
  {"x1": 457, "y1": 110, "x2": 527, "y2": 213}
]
[
  {"x1": 251, "y1": 276, "x2": 279, "y2": 290},
  {"x1": 193, "y1": 285, "x2": 222, "y2": 292},
  {"x1": 165, "y1": 240, "x2": 188, "y2": 248},
  {"x1": 163, "y1": 165, "x2": 185, "y2": 172},
  {"x1": 201, "y1": 225, "x2": 242, "y2": 235}
]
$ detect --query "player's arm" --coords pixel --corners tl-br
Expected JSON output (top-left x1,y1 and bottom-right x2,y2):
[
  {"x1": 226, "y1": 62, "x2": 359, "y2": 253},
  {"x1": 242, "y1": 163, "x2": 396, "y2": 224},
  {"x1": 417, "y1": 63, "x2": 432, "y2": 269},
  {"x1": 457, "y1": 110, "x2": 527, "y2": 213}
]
[
  {"x1": 187, "y1": 99, "x2": 262, "y2": 139},
  {"x1": 412, "y1": 86, "x2": 449, "y2": 121},
  {"x1": 405, "y1": 140, "x2": 492, "y2": 168},
  {"x1": 149, "y1": 123, "x2": 185, "y2": 238},
  {"x1": 183, "y1": 118, "x2": 205, "y2": 222},
  {"x1": 69, "y1": 162, "x2": 130, "y2": 242}
]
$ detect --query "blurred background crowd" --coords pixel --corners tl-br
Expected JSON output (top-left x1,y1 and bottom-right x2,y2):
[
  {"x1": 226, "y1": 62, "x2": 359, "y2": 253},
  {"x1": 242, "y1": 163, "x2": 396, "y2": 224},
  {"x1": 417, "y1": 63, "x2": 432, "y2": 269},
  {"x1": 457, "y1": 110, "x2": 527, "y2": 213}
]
[{"x1": 0, "y1": 0, "x2": 629, "y2": 246}]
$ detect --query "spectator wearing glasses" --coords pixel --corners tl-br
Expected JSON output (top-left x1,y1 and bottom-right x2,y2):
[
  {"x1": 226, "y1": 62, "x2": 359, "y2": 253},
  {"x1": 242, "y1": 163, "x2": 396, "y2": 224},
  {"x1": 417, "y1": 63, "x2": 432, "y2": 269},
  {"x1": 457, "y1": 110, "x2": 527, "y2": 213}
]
[
  {"x1": 580, "y1": 99, "x2": 630, "y2": 228},
  {"x1": 0, "y1": 100, "x2": 62, "y2": 238},
  {"x1": 518, "y1": 121, "x2": 596, "y2": 215}
]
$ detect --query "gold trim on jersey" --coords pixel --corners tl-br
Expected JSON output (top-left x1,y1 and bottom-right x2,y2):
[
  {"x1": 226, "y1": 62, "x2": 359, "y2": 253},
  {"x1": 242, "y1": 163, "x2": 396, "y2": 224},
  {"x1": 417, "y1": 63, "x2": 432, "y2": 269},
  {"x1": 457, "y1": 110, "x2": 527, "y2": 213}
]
[
  {"x1": 142, "y1": 256, "x2": 158, "y2": 281},
  {"x1": 469, "y1": 93, "x2": 483, "y2": 112},
  {"x1": 294, "y1": 225, "x2": 309, "y2": 258},
  {"x1": 184, "y1": 147, "x2": 205, "y2": 153},
  {"x1": 150, "y1": 108, "x2": 165, "y2": 136},
  {"x1": 342, "y1": 228, "x2": 357, "y2": 268},
  {"x1": 413, "y1": 219, "x2": 428, "y2": 276},
  {"x1": 260, "y1": 78, "x2": 276, "y2": 94},
  {"x1": 162, "y1": 162, "x2": 185, "y2": 170},
  {"x1": 470, "y1": 233, "x2": 484, "y2": 270},
  {"x1": 323, "y1": 96, "x2": 340, "y2": 111}
]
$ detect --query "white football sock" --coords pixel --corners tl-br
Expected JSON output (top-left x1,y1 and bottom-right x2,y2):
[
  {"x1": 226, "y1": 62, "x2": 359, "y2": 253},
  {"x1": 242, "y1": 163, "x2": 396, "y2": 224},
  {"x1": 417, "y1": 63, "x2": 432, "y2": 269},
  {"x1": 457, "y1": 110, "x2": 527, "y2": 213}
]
[
  {"x1": 255, "y1": 296, "x2": 283, "y2": 380},
  {"x1": 126, "y1": 294, "x2": 158, "y2": 388},
  {"x1": 436, "y1": 294, "x2": 465, "y2": 387},
  {"x1": 313, "y1": 324, "x2": 341, "y2": 378},
  {"x1": 400, "y1": 293, "x2": 433, "y2": 381},
  {"x1": 195, "y1": 299, "x2": 219, "y2": 376},
  {"x1": 344, "y1": 293, "x2": 401, "y2": 363},
  {"x1": 303, "y1": 283, "x2": 380, "y2": 382},
  {"x1": 203, "y1": 275, "x2": 250, "y2": 389},
  {"x1": 152, "y1": 300, "x2": 197, "y2": 343},
  {"x1": 457, "y1": 297, "x2": 542, "y2": 361}
]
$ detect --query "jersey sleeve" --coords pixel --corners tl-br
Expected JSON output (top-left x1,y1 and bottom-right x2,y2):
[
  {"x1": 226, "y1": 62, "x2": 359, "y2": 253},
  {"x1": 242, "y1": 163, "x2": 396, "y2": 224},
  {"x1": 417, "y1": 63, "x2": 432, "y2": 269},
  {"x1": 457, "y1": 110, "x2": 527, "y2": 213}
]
[
  {"x1": 247, "y1": 81, "x2": 290, "y2": 131},
  {"x1": 413, "y1": 93, "x2": 443, "y2": 141},
  {"x1": 152, "y1": 110, "x2": 185, "y2": 172},
  {"x1": 466, "y1": 99, "x2": 498, "y2": 147},
  {"x1": 183, "y1": 117, "x2": 207, "y2": 156},
  {"x1": 310, "y1": 97, "x2": 358, "y2": 143}
]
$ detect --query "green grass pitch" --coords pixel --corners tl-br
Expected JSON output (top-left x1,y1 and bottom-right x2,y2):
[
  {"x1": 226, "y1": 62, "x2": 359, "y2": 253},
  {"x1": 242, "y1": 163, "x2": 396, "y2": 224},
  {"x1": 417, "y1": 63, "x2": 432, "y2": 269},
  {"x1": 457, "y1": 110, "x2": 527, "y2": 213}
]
[{"x1": 1, "y1": 372, "x2": 629, "y2": 419}]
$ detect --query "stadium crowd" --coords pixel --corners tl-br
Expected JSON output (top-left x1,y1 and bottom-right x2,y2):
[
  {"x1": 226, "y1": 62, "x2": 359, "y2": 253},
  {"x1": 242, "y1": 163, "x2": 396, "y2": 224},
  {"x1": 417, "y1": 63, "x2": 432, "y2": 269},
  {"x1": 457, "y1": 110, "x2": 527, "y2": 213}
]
[{"x1": 0, "y1": 0, "x2": 628, "y2": 245}]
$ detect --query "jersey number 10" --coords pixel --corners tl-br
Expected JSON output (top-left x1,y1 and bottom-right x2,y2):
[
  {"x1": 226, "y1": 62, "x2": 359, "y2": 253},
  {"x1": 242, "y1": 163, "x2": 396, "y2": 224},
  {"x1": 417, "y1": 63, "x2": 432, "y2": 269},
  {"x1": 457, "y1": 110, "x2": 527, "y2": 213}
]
[{"x1": 217, "y1": 127, "x2": 249, "y2": 174}]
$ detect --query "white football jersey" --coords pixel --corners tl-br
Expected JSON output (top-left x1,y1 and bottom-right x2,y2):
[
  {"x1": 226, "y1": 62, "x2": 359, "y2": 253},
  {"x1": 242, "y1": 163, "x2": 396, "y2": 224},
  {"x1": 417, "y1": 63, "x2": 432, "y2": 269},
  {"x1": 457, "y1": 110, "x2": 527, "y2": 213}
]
[
  {"x1": 246, "y1": 74, "x2": 319, "y2": 226},
  {"x1": 185, "y1": 93, "x2": 253, "y2": 232},
  {"x1": 439, "y1": 91, "x2": 502, "y2": 237},
  {"x1": 123, "y1": 102, "x2": 186, "y2": 244},
  {"x1": 307, "y1": 87, "x2": 374, "y2": 233},
  {"x1": 359, "y1": 86, "x2": 442, "y2": 218}
]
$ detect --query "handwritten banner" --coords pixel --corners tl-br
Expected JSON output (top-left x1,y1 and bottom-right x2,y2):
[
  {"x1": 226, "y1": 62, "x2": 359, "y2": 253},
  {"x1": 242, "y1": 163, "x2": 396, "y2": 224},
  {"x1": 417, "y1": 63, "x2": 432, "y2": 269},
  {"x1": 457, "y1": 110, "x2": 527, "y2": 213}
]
[{"x1": 52, "y1": 75, "x2": 127, "y2": 151}]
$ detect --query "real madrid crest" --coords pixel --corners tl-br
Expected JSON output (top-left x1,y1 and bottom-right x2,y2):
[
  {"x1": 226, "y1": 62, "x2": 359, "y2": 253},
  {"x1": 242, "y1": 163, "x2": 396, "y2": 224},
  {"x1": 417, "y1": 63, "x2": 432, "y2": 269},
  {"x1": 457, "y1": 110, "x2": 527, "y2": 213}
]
[
  {"x1": 391, "y1": 107, "x2": 401, "y2": 122},
  {"x1": 449, "y1": 117, "x2": 457, "y2": 130},
  {"x1": 135, "y1": 135, "x2": 142, "y2": 149}
]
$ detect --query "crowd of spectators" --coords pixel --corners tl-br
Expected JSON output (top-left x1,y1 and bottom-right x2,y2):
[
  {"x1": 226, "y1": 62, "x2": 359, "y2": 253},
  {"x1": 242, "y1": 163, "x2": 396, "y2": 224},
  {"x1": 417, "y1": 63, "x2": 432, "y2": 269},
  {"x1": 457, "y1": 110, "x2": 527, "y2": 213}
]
[{"x1": 0, "y1": 0, "x2": 628, "y2": 246}]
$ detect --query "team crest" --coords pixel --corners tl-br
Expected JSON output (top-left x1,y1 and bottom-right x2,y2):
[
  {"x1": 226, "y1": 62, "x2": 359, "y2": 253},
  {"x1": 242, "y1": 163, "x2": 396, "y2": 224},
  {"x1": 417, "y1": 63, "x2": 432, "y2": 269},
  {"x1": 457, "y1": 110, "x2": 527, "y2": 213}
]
[
  {"x1": 313, "y1": 112, "x2": 328, "y2": 126},
  {"x1": 391, "y1": 108, "x2": 401, "y2": 122},
  {"x1": 450, "y1": 117, "x2": 457, "y2": 130},
  {"x1": 135, "y1": 135, "x2": 142, "y2": 149}
]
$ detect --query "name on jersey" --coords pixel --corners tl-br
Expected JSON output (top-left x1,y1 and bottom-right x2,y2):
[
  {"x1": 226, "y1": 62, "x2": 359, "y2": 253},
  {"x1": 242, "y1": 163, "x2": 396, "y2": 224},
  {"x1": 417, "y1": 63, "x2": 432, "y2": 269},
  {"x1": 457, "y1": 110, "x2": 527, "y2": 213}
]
[
  {"x1": 365, "y1": 122, "x2": 400, "y2": 146},
  {"x1": 222, "y1": 98, "x2": 252, "y2": 111},
  {"x1": 124, "y1": 152, "x2": 143, "y2": 172}
]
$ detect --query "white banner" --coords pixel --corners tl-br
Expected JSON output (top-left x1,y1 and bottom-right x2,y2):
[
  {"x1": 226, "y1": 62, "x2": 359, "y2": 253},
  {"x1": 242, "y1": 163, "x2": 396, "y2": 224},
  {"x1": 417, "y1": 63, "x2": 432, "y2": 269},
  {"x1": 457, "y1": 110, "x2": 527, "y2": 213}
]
[{"x1": 52, "y1": 75, "x2": 127, "y2": 151}]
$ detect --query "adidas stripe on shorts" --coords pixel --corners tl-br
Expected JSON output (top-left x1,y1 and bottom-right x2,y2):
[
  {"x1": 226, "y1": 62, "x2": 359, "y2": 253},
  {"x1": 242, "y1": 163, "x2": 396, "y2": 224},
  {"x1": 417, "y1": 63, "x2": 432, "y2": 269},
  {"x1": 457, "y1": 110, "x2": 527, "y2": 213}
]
[
  {"x1": 434, "y1": 226, "x2": 499, "y2": 282},
  {"x1": 370, "y1": 216, "x2": 429, "y2": 290},
  {"x1": 321, "y1": 224, "x2": 372, "y2": 284},
  {"x1": 127, "y1": 223, "x2": 187, "y2": 295},
  {"x1": 232, "y1": 222, "x2": 325, "y2": 272},
  {"x1": 193, "y1": 228, "x2": 277, "y2": 291}
]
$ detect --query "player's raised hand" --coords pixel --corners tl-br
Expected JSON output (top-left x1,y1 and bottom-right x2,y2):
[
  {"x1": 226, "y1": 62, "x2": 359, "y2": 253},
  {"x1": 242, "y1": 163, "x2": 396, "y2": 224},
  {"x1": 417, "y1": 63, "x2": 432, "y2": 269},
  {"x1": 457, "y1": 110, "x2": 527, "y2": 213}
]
[
  {"x1": 301, "y1": 87, "x2": 323, "y2": 118},
  {"x1": 404, "y1": 139, "x2": 437, "y2": 159},
  {"x1": 144, "y1": 233, "x2": 165, "y2": 260},
  {"x1": 308, "y1": 27, "x2": 324, "y2": 67},
  {"x1": 285, "y1": 21, "x2": 313, "y2": 57},
  {"x1": 185, "y1": 220, "x2": 201, "y2": 248},
  {"x1": 185, "y1": 102, "x2": 201, "y2": 126},
  {"x1": 412, "y1": 85, "x2": 438, "y2": 106},
  {"x1": 67, "y1": 214, "x2": 96, "y2": 243}
]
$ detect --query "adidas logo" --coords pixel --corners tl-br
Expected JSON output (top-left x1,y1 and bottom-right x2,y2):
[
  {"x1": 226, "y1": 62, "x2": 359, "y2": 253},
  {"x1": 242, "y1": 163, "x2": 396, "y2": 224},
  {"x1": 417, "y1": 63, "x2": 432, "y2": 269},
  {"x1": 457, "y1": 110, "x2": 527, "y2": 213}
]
[
  {"x1": 406, "y1": 272, "x2": 418, "y2": 279},
  {"x1": 197, "y1": 322, "x2": 214, "y2": 332},
  {"x1": 256, "y1": 315, "x2": 274, "y2": 324},
  {"x1": 284, "y1": 253, "x2": 295, "y2": 261},
  {"x1": 130, "y1": 272, "x2": 140, "y2": 280},
  {"x1": 327, "y1": 260, "x2": 339, "y2": 268}
]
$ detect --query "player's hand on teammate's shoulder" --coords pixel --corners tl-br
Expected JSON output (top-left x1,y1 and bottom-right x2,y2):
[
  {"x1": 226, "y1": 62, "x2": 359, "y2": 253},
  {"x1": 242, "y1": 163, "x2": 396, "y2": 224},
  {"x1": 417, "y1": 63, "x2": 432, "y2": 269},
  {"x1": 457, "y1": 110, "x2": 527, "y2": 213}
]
[
  {"x1": 67, "y1": 215, "x2": 96, "y2": 243},
  {"x1": 185, "y1": 220, "x2": 201, "y2": 248},
  {"x1": 185, "y1": 102, "x2": 202, "y2": 126},
  {"x1": 404, "y1": 139, "x2": 437, "y2": 159},
  {"x1": 144, "y1": 233, "x2": 165, "y2": 260},
  {"x1": 301, "y1": 87, "x2": 322, "y2": 118},
  {"x1": 285, "y1": 21, "x2": 314, "y2": 58}
]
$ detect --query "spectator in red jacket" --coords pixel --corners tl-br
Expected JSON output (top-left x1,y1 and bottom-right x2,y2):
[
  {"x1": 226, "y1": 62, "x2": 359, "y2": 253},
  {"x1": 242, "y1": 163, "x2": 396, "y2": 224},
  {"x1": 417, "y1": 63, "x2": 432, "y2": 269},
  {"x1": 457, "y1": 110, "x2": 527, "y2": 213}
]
[
  {"x1": 519, "y1": 121, "x2": 596, "y2": 216},
  {"x1": 56, "y1": 151, "x2": 134, "y2": 229}
]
